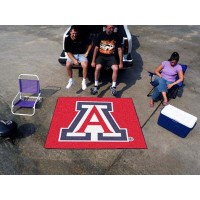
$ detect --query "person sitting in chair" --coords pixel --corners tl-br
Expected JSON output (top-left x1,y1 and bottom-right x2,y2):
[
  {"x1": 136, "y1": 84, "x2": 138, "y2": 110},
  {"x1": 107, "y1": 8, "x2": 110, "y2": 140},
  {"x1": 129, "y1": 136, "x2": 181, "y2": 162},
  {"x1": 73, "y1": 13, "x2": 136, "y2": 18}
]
[{"x1": 149, "y1": 52, "x2": 184, "y2": 107}]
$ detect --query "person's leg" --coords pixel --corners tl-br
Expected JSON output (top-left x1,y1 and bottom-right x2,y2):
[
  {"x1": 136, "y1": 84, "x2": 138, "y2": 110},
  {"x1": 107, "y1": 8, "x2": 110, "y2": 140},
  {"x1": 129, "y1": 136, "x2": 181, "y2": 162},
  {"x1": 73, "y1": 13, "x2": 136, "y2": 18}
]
[
  {"x1": 111, "y1": 64, "x2": 118, "y2": 85},
  {"x1": 156, "y1": 78, "x2": 170, "y2": 104},
  {"x1": 80, "y1": 61, "x2": 88, "y2": 90},
  {"x1": 110, "y1": 64, "x2": 118, "y2": 96},
  {"x1": 66, "y1": 59, "x2": 74, "y2": 89},
  {"x1": 91, "y1": 55, "x2": 103, "y2": 95},
  {"x1": 108, "y1": 56, "x2": 118, "y2": 85},
  {"x1": 79, "y1": 55, "x2": 88, "y2": 90},
  {"x1": 150, "y1": 77, "x2": 169, "y2": 105},
  {"x1": 79, "y1": 55, "x2": 88, "y2": 79},
  {"x1": 151, "y1": 87, "x2": 160, "y2": 100},
  {"x1": 149, "y1": 77, "x2": 160, "y2": 107},
  {"x1": 81, "y1": 61, "x2": 88, "y2": 79},
  {"x1": 161, "y1": 80, "x2": 173, "y2": 104},
  {"x1": 94, "y1": 64, "x2": 102, "y2": 85},
  {"x1": 150, "y1": 87, "x2": 160, "y2": 107},
  {"x1": 107, "y1": 56, "x2": 119, "y2": 96},
  {"x1": 66, "y1": 54, "x2": 79, "y2": 79},
  {"x1": 66, "y1": 61, "x2": 73, "y2": 78},
  {"x1": 161, "y1": 92, "x2": 168, "y2": 104},
  {"x1": 91, "y1": 64, "x2": 102, "y2": 95}
]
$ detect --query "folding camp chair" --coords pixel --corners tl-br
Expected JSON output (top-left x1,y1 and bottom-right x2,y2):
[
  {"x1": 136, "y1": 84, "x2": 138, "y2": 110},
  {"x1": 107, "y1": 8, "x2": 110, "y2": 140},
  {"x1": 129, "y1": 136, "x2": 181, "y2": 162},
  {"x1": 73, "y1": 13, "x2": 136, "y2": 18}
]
[
  {"x1": 147, "y1": 64, "x2": 187, "y2": 100},
  {"x1": 11, "y1": 74, "x2": 41, "y2": 116}
]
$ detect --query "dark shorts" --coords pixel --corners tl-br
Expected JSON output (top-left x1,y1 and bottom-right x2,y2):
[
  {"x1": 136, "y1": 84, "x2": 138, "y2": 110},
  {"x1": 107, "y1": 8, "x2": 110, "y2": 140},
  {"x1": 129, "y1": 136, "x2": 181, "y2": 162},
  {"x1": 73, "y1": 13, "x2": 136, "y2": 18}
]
[{"x1": 96, "y1": 55, "x2": 119, "y2": 67}]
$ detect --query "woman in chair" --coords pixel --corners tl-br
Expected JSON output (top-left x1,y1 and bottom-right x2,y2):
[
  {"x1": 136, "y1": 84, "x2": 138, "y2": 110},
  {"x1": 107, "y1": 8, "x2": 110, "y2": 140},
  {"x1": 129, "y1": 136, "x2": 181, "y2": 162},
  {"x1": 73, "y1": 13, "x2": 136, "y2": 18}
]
[{"x1": 149, "y1": 52, "x2": 184, "y2": 107}]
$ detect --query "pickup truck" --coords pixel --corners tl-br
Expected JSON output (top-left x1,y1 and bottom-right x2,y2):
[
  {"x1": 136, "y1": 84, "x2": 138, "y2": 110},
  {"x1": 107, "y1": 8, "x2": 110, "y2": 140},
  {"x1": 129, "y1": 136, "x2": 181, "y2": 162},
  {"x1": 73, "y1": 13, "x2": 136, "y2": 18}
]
[{"x1": 58, "y1": 25, "x2": 133, "y2": 68}]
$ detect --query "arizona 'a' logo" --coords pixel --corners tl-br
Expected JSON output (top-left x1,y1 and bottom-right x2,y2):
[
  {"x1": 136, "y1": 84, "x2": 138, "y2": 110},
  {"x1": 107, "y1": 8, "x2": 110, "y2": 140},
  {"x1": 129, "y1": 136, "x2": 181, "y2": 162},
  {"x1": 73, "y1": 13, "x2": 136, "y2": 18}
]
[{"x1": 59, "y1": 101, "x2": 130, "y2": 142}]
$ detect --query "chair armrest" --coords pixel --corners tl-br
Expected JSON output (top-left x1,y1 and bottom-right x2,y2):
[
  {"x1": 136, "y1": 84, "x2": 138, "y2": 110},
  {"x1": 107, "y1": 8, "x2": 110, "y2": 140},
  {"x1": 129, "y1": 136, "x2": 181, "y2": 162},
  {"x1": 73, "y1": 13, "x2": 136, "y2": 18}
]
[
  {"x1": 11, "y1": 92, "x2": 21, "y2": 106},
  {"x1": 148, "y1": 71, "x2": 155, "y2": 77},
  {"x1": 148, "y1": 71, "x2": 156, "y2": 83}
]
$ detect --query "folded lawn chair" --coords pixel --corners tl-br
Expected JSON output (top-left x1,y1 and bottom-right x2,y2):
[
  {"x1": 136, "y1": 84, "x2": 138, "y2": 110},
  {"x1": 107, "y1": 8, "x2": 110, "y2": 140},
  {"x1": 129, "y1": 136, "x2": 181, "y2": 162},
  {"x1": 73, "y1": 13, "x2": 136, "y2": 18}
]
[
  {"x1": 147, "y1": 64, "x2": 187, "y2": 100},
  {"x1": 11, "y1": 74, "x2": 41, "y2": 116}
]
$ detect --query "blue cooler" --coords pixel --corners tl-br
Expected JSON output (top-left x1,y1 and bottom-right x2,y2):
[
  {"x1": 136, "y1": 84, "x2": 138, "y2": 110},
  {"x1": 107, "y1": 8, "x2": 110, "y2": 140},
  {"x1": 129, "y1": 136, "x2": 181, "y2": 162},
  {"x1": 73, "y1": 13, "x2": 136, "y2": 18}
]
[{"x1": 158, "y1": 105, "x2": 197, "y2": 138}]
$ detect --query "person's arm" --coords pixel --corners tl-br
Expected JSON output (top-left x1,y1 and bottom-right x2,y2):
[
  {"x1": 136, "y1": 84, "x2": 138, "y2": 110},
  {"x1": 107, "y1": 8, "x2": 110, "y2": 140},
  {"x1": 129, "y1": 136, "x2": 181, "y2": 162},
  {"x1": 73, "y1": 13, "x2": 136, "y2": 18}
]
[
  {"x1": 167, "y1": 70, "x2": 184, "y2": 89},
  {"x1": 84, "y1": 42, "x2": 93, "y2": 58},
  {"x1": 118, "y1": 47, "x2": 123, "y2": 69},
  {"x1": 154, "y1": 64, "x2": 163, "y2": 77},
  {"x1": 91, "y1": 46, "x2": 99, "y2": 68}
]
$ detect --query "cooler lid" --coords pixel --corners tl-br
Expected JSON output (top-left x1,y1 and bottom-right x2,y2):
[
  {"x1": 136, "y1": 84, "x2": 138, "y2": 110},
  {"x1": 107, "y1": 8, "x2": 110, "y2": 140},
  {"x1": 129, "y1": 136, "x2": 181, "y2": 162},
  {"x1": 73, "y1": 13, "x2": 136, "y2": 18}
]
[{"x1": 161, "y1": 104, "x2": 197, "y2": 128}]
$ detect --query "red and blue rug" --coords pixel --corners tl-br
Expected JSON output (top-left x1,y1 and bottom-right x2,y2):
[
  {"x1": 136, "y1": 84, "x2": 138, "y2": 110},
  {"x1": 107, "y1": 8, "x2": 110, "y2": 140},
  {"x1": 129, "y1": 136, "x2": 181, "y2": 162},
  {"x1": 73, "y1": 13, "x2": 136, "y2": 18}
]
[{"x1": 45, "y1": 97, "x2": 147, "y2": 149}]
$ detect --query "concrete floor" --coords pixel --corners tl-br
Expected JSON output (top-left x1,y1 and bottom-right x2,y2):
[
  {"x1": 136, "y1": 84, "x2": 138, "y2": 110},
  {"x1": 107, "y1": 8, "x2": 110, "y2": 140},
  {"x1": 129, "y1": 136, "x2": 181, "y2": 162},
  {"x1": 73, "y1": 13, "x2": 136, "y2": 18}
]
[{"x1": 0, "y1": 25, "x2": 199, "y2": 175}]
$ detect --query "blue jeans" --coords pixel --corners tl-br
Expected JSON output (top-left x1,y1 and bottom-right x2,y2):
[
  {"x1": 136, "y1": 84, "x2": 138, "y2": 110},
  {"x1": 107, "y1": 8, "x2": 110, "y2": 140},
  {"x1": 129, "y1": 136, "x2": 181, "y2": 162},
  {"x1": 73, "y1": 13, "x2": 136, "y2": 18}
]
[{"x1": 151, "y1": 76, "x2": 173, "y2": 100}]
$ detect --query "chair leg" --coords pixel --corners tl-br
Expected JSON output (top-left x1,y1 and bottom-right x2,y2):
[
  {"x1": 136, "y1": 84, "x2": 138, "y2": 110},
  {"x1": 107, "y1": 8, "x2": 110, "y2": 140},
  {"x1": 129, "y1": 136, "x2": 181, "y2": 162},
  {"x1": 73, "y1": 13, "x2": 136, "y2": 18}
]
[{"x1": 147, "y1": 87, "x2": 155, "y2": 97}]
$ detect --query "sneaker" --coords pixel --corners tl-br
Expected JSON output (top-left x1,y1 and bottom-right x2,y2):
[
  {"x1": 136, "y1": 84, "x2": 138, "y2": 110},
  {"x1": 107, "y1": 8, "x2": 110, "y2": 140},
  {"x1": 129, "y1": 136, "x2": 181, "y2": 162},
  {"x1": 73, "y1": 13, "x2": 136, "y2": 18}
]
[
  {"x1": 110, "y1": 86, "x2": 117, "y2": 96},
  {"x1": 90, "y1": 86, "x2": 98, "y2": 95},
  {"x1": 66, "y1": 80, "x2": 74, "y2": 89},
  {"x1": 81, "y1": 80, "x2": 87, "y2": 90}
]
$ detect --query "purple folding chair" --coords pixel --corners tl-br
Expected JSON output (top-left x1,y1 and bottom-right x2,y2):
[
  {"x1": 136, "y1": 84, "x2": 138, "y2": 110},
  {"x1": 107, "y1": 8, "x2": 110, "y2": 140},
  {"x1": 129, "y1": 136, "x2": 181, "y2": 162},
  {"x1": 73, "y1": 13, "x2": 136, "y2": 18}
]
[{"x1": 11, "y1": 74, "x2": 41, "y2": 116}]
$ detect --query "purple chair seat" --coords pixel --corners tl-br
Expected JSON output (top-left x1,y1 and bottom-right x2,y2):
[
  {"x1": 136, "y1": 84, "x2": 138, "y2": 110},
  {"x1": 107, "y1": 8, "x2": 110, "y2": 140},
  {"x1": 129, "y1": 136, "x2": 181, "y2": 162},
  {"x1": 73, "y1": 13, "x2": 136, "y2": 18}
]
[{"x1": 14, "y1": 99, "x2": 36, "y2": 108}]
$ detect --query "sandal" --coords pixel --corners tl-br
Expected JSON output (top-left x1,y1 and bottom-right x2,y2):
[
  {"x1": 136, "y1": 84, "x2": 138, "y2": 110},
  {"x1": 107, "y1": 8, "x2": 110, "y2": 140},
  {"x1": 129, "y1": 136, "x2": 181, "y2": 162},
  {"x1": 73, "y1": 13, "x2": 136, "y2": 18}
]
[
  {"x1": 149, "y1": 100, "x2": 154, "y2": 108},
  {"x1": 163, "y1": 101, "x2": 168, "y2": 106}
]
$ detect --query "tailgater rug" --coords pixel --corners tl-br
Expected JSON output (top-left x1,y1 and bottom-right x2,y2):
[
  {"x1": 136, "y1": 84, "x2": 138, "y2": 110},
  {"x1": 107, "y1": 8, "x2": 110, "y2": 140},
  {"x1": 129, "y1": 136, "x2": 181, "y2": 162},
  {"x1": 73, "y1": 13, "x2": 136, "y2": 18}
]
[{"x1": 45, "y1": 97, "x2": 147, "y2": 149}]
